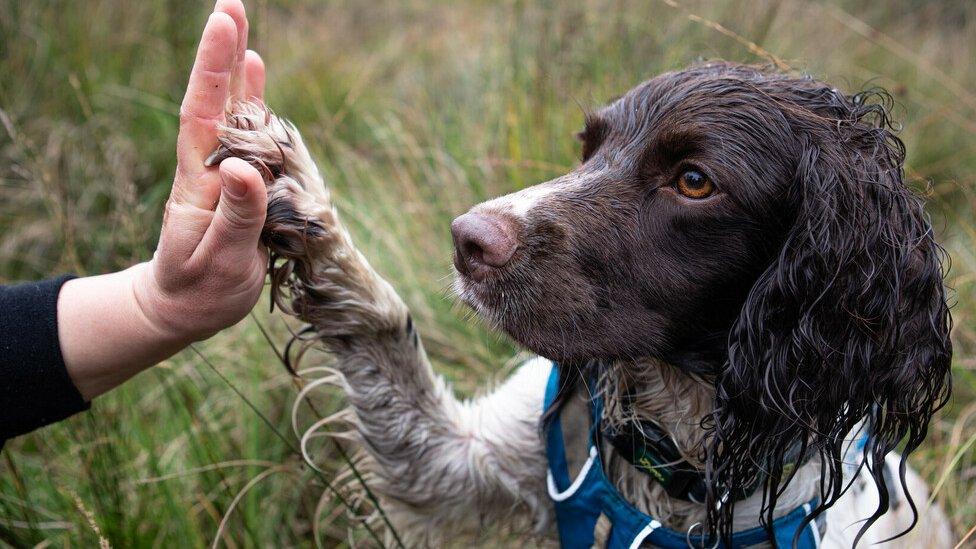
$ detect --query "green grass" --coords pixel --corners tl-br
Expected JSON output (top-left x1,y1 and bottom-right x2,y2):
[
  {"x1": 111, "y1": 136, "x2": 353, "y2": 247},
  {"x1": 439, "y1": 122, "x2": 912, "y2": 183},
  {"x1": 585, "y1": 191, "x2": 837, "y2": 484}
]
[{"x1": 1, "y1": 0, "x2": 974, "y2": 546}]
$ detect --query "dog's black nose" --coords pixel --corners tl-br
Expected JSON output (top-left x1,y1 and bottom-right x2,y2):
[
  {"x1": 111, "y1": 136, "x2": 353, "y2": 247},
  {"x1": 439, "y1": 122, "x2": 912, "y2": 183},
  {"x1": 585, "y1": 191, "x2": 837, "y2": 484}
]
[{"x1": 451, "y1": 212, "x2": 517, "y2": 280}]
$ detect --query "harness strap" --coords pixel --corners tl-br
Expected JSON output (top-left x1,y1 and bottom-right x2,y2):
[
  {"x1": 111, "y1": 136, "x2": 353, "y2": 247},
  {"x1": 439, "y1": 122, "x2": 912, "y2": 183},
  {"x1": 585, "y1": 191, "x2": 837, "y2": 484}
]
[
  {"x1": 628, "y1": 520, "x2": 662, "y2": 549},
  {"x1": 544, "y1": 362, "x2": 823, "y2": 549},
  {"x1": 548, "y1": 446, "x2": 598, "y2": 502}
]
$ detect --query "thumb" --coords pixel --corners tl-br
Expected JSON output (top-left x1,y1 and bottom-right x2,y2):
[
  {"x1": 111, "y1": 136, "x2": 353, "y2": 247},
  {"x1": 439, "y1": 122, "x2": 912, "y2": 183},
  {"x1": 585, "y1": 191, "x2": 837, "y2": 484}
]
[{"x1": 206, "y1": 157, "x2": 268, "y2": 250}]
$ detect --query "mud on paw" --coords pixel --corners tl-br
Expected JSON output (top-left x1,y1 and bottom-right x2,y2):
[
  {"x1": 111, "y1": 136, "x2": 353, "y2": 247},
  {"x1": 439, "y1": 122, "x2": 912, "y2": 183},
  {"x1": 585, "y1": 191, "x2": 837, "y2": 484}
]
[{"x1": 206, "y1": 100, "x2": 335, "y2": 259}]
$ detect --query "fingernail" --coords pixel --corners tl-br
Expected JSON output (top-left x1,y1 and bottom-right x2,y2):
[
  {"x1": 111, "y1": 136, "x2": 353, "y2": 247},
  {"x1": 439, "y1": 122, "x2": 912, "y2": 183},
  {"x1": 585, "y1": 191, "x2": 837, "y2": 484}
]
[{"x1": 223, "y1": 172, "x2": 248, "y2": 199}]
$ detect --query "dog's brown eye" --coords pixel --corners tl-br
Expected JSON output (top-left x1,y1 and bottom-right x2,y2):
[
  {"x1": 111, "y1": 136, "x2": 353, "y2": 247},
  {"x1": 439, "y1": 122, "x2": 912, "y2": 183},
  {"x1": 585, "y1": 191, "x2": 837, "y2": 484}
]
[{"x1": 676, "y1": 170, "x2": 714, "y2": 199}]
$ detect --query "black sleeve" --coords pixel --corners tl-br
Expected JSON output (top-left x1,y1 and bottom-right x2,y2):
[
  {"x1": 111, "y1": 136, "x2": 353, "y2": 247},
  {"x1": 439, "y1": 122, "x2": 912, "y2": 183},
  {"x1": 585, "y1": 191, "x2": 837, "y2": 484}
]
[{"x1": 1, "y1": 275, "x2": 90, "y2": 444}]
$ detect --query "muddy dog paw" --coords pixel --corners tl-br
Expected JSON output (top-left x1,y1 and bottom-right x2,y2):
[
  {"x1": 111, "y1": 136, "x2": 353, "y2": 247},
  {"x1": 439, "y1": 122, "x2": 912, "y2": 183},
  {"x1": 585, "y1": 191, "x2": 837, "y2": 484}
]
[
  {"x1": 207, "y1": 100, "x2": 405, "y2": 337},
  {"x1": 205, "y1": 100, "x2": 335, "y2": 259}
]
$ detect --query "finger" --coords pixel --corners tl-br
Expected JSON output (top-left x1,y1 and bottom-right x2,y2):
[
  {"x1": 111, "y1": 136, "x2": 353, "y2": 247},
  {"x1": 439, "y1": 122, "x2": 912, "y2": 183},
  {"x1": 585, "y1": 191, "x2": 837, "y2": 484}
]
[
  {"x1": 199, "y1": 157, "x2": 268, "y2": 256},
  {"x1": 215, "y1": 0, "x2": 249, "y2": 99},
  {"x1": 244, "y1": 50, "x2": 266, "y2": 101},
  {"x1": 175, "y1": 11, "x2": 238, "y2": 183}
]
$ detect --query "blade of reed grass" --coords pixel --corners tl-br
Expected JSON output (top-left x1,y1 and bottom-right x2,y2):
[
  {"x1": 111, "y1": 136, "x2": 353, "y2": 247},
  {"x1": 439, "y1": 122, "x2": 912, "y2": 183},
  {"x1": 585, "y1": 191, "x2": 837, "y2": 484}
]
[
  {"x1": 188, "y1": 344, "x2": 390, "y2": 548},
  {"x1": 927, "y1": 431, "x2": 976, "y2": 505},
  {"x1": 248, "y1": 312, "x2": 406, "y2": 549}
]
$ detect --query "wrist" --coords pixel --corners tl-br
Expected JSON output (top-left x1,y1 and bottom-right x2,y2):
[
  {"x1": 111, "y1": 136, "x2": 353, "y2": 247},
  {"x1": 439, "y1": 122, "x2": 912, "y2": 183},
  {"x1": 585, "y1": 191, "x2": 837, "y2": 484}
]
[
  {"x1": 59, "y1": 266, "x2": 195, "y2": 401},
  {"x1": 130, "y1": 261, "x2": 206, "y2": 346}
]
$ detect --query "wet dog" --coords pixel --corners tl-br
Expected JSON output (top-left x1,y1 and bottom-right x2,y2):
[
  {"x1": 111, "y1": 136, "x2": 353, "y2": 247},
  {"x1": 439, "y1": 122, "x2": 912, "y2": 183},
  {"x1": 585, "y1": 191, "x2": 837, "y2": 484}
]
[{"x1": 209, "y1": 61, "x2": 953, "y2": 547}]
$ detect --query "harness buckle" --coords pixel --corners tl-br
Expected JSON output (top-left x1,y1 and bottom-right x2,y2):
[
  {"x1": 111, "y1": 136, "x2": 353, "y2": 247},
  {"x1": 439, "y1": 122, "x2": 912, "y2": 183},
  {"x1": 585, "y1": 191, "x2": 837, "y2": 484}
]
[
  {"x1": 684, "y1": 522, "x2": 720, "y2": 549},
  {"x1": 683, "y1": 491, "x2": 727, "y2": 549}
]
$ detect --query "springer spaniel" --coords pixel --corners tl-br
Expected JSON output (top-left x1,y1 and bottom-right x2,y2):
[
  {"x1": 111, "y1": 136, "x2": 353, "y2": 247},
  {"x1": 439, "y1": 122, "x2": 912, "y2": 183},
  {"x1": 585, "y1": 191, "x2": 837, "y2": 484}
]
[{"x1": 208, "y1": 62, "x2": 953, "y2": 547}]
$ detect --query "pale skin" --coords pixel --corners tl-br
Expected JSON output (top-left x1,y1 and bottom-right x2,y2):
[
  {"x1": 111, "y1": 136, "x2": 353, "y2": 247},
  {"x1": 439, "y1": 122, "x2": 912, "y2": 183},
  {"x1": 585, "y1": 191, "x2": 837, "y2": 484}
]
[{"x1": 57, "y1": 0, "x2": 269, "y2": 401}]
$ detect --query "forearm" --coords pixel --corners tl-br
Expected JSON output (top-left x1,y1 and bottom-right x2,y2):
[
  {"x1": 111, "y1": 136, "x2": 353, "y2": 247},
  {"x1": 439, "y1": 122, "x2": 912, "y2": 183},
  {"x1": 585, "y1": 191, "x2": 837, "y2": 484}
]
[{"x1": 57, "y1": 262, "x2": 192, "y2": 401}]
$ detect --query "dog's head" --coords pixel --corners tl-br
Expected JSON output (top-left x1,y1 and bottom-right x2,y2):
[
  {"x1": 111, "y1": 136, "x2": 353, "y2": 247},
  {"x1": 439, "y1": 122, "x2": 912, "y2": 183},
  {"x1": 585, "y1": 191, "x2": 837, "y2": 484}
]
[{"x1": 452, "y1": 62, "x2": 951, "y2": 542}]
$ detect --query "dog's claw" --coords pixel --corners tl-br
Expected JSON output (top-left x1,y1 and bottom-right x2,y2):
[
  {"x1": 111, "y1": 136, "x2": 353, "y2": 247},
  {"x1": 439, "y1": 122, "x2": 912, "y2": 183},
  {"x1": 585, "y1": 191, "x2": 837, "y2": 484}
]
[{"x1": 204, "y1": 146, "x2": 230, "y2": 168}]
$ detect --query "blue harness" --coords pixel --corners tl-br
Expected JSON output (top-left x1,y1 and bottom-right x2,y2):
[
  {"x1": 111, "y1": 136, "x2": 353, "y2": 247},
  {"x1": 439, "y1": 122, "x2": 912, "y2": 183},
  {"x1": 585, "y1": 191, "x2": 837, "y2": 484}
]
[{"x1": 543, "y1": 363, "x2": 823, "y2": 548}]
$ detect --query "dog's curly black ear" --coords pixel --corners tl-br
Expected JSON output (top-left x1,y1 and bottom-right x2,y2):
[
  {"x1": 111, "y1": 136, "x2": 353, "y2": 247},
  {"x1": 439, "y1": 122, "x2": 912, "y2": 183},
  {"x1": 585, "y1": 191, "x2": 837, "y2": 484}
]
[{"x1": 705, "y1": 90, "x2": 952, "y2": 546}]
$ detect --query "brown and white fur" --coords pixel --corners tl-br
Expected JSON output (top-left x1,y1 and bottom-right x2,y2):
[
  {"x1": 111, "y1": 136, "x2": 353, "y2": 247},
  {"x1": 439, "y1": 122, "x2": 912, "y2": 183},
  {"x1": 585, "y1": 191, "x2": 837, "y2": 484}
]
[{"x1": 209, "y1": 62, "x2": 953, "y2": 547}]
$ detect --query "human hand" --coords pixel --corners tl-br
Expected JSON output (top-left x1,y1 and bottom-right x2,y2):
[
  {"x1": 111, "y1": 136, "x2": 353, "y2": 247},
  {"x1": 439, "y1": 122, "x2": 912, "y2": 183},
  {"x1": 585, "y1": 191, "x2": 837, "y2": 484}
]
[
  {"x1": 58, "y1": 0, "x2": 272, "y2": 401},
  {"x1": 135, "y1": 0, "x2": 269, "y2": 343}
]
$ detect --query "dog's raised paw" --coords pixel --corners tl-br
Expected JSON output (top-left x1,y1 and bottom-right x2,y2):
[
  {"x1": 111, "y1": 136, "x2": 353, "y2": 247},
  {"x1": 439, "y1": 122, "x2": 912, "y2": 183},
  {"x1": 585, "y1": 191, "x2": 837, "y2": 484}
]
[
  {"x1": 207, "y1": 100, "x2": 336, "y2": 260},
  {"x1": 206, "y1": 101, "x2": 324, "y2": 191},
  {"x1": 208, "y1": 101, "x2": 405, "y2": 333}
]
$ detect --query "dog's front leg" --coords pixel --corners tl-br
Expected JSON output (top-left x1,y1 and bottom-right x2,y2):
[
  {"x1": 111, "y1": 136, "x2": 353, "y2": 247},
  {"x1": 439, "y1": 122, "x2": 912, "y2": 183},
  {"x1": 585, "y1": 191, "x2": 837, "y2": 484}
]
[{"x1": 208, "y1": 102, "x2": 553, "y2": 544}]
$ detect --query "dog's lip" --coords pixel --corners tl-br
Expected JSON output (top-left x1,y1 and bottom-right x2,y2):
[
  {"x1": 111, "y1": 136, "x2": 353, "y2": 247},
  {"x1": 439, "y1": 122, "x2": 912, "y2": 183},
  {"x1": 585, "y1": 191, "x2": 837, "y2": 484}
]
[
  {"x1": 452, "y1": 265, "x2": 500, "y2": 306},
  {"x1": 453, "y1": 269, "x2": 582, "y2": 363},
  {"x1": 452, "y1": 267, "x2": 484, "y2": 298}
]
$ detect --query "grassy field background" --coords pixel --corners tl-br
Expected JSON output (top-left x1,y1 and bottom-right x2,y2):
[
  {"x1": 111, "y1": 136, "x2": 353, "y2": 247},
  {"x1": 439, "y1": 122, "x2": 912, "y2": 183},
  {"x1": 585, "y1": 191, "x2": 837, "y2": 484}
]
[{"x1": 1, "y1": 0, "x2": 974, "y2": 546}]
